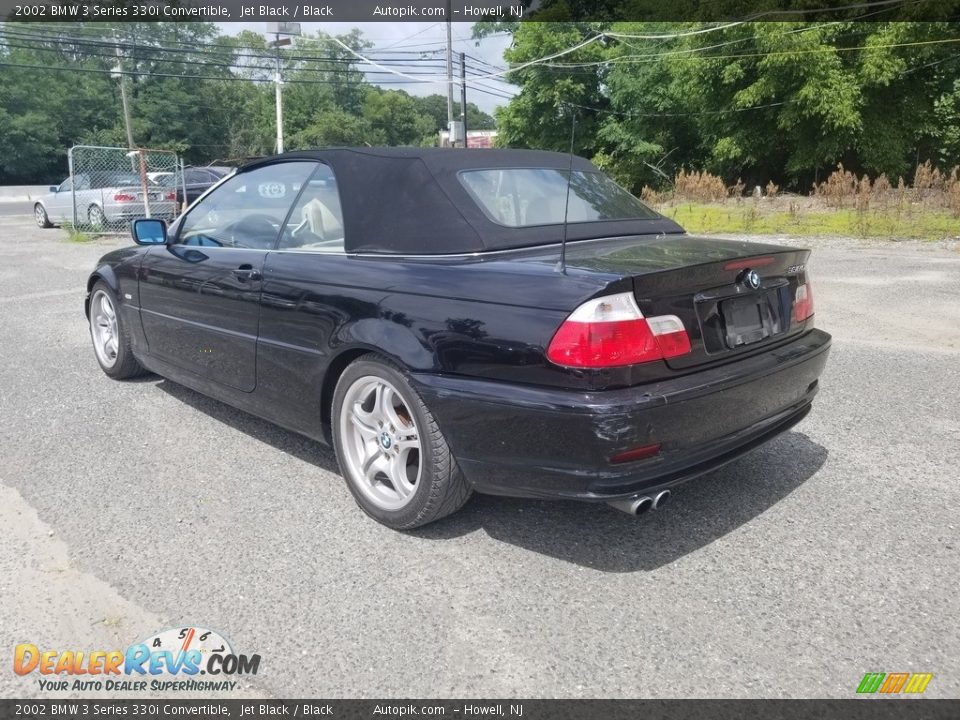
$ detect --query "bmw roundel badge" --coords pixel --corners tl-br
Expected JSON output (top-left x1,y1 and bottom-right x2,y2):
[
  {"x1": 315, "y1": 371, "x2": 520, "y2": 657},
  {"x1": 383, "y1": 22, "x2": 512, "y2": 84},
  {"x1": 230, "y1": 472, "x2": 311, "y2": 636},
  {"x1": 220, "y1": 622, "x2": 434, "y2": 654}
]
[{"x1": 743, "y1": 269, "x2": 761, "y2": 290}]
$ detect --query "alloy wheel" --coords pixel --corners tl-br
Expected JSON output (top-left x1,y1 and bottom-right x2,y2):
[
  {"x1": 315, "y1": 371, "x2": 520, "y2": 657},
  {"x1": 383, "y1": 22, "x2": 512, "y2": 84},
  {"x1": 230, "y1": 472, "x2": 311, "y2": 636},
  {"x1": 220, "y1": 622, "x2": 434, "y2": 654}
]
[
  {"x1": 339, "y1": 376, "x2": 422, "y2": 511},
  {"x1": 90, "y1": 290, "x2": 119, "y2": 368},
  {"x1": 89, "y1": 205, "x2": 106, "y2": 229}
]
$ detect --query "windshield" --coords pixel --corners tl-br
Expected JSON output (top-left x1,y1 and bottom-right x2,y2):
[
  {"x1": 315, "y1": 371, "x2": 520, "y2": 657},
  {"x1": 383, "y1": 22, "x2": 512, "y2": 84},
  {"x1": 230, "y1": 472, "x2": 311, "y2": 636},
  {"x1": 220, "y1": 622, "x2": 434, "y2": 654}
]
[
  {"x1": 87, "y1": 172, "x2": 143, "y2": 189},
  {"x1": 459, "y1": 168, "x2": 660, "y2": 227}
]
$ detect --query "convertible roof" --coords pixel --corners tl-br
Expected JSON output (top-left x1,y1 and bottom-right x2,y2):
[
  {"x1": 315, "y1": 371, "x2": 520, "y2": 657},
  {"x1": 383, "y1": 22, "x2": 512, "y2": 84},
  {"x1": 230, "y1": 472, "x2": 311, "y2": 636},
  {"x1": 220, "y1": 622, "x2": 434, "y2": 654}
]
[{"x1": 241, "y1": 148, "x2": 683, "y2": 254}]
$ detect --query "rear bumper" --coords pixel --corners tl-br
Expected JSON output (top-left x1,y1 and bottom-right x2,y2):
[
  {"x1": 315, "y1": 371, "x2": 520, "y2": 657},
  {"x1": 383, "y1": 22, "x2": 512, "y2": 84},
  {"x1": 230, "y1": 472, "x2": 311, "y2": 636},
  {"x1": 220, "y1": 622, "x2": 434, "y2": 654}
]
[
  {"x1": 106, "y1": 202, "x2": 177, "y2": 222},
  {"x1": 412, "y1": 328, "x2": 831, "y2": 502}
]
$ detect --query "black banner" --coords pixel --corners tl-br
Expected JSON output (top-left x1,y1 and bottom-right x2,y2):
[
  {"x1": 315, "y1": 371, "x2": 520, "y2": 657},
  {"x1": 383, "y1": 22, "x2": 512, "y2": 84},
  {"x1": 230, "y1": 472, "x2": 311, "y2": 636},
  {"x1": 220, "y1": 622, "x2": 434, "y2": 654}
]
[
  {"x1": 2, "y1": 700, "x2": 960, "y2": 720},
  {"x1": 1, "y1": 0, "x2": 958, "y2": 23}
]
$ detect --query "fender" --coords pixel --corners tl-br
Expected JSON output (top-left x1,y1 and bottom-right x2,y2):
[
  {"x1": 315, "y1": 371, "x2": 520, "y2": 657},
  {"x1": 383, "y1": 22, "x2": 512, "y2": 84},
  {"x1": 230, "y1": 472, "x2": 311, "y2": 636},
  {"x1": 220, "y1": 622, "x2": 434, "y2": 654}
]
[
  {"x1": 84, "y1": 264, "x2": 119, "y2": 318},
  {"x1": 338, "y1": 317, "x2": 436, "y2": 372},
  {"x1": 84, "y1": 245, "x2": 145, "y2": 316}
]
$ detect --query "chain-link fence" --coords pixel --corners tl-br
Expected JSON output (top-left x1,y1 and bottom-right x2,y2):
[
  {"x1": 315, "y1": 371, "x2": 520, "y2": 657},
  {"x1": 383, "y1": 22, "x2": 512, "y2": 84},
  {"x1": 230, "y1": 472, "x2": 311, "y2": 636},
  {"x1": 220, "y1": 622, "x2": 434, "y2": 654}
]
[{"x1": 67, "y1": 145, "x2": 181, "y2": 233}]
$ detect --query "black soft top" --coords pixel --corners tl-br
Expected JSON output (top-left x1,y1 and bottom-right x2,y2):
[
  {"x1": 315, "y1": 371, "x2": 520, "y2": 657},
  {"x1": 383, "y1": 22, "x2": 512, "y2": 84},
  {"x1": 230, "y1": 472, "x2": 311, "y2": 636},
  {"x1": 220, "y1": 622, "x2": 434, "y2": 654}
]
[{"x1": 241, "y1": 147, "x2": 684, "y2": 255}]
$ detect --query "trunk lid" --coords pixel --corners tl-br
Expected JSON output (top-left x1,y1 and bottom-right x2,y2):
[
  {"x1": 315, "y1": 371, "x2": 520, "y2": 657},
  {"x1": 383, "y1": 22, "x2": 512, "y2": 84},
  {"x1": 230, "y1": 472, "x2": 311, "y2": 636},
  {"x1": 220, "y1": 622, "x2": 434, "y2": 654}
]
[{"x1": 559, "y1": 234, "x2": 813, "y2": 370}]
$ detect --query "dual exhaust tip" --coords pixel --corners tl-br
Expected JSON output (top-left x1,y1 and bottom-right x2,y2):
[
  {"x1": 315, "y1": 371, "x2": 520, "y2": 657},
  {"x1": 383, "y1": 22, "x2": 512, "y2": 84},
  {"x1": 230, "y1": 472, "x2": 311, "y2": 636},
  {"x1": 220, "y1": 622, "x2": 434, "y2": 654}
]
[{"x1": 607, "y1": 490, "x2": 672, "y2": 517}]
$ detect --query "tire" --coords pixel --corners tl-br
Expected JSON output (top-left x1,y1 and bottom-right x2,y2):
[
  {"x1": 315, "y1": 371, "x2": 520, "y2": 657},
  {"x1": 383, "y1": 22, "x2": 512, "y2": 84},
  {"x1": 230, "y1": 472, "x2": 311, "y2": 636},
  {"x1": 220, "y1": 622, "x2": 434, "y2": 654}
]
[
  {"x1": 88, "y1": 281, "x2": 147, "y2": 380},
  {"x1": 332, "y1": 354, "x2": 472, "y2": 529},
  {"x1": 34, "y1": 203, "x2": 52, "y2": 228},
  {"x1": 88, "y1": 204, "x2": 106, "y2": 230}
]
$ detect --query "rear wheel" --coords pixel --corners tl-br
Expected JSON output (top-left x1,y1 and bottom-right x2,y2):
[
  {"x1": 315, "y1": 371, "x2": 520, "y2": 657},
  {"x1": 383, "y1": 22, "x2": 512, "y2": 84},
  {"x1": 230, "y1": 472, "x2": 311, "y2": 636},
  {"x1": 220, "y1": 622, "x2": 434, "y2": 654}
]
[
  {"x1": 88, "y1": 204, "x2": 106, "y2": 230},
  {"x1": 332, "y1": 355, "x2": 471, "y2": 529},
  {"x1": 88, "y1": 281, "x2": 147, "y2": 379},
  {"x1": 34, "y1": 204, "x2": 52, "y2": 228}
]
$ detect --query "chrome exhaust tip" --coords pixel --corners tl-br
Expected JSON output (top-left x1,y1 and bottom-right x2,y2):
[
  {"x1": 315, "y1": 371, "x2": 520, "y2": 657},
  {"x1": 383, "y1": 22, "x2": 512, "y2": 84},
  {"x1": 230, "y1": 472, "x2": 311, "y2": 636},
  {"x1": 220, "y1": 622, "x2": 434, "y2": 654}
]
[
  {"x1": 652, "y1": 490, "x2": 672, "y2": 510},
  {"x1": 607, "y1": 496, "x2": 653, "y2": 516}
]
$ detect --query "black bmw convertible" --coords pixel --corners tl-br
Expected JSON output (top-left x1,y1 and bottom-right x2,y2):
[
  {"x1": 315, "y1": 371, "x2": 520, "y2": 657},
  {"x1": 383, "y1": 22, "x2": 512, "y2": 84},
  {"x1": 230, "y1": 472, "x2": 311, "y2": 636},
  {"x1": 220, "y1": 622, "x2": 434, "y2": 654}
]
[{"x1": 85, "y1": 148, "x2": 830, "y2": 529}]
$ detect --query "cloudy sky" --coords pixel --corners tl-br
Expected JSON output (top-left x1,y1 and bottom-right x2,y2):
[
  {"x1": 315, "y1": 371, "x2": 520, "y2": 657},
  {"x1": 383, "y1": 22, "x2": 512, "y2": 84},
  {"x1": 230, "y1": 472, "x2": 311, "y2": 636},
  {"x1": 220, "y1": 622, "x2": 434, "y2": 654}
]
[{"x1": 217, "y1": 22, "x2": 518, "y2": 114}]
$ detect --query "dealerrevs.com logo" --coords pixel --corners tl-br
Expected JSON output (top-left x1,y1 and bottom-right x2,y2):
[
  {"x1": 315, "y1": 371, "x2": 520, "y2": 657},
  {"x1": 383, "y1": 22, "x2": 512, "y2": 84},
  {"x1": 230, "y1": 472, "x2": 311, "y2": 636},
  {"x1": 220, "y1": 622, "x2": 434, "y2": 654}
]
[{"x1": 14, "y1": 626, "x2": 260, "y2": 693}]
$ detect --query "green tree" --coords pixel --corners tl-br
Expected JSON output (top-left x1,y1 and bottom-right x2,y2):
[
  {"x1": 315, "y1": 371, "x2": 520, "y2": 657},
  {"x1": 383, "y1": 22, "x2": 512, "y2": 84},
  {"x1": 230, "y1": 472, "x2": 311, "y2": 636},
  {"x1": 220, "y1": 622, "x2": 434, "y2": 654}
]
[
  {"x1": 493, "y1": 21, "x2": 960, "y2": 192},
  {"x1": 413, "y1": 93, "x2": 497, "y2": 134},
  {"x1": 493, "y1": 23, "x2": 608, "y2": 158},
  {"x1": 361, "y1": 88, "x2": 435, "y2": 146},
  {"x1": 289, "y1": 108, "x2": 381, "y2": 148}
]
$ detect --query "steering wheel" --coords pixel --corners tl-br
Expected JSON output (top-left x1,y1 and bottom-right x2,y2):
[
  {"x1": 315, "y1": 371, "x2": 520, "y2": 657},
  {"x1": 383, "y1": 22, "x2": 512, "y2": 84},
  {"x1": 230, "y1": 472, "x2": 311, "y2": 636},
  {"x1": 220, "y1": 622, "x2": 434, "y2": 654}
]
[{"x1": 226, "y1": 213, "x2": 280, "y2": 248}]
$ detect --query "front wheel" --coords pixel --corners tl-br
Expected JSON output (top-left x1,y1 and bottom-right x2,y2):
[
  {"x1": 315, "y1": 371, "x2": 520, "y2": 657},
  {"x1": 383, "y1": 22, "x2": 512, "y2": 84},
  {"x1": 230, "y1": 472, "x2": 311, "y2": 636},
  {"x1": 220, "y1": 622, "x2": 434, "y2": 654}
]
[
  {"x1": 34, "y1": 203, "x2": 52, "y2": 228},
  {"x1": 332, "y1": 355, "x2": 472, "y2": 529},
  {"x1": 88, "y1": 282, "x2": 147, "y2": 379}
]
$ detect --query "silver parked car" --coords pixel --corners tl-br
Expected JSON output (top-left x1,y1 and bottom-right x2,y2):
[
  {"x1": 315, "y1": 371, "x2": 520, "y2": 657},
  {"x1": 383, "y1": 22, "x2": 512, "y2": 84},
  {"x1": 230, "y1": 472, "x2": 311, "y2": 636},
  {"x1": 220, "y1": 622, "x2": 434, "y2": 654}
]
[{"x1": 34, "y1": 171, "x2": 178, "y2": 229}]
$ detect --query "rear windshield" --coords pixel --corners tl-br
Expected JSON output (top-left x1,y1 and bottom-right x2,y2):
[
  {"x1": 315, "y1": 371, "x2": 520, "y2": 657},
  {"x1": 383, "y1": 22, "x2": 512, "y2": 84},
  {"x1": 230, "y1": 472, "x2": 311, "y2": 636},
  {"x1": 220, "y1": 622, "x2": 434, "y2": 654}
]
[
  {"x1": 89, "y1": 173, "x2": 142, "y2": 189},
  {"x1": 459, "y1": 168, "x2": 660, "y2": 227}
]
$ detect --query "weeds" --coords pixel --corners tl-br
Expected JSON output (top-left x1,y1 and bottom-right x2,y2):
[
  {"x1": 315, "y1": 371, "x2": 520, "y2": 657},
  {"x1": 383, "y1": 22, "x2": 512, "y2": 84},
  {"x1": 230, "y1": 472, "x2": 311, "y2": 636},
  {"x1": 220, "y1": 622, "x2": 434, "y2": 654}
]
[
  {"x1": 809, "y1": 161, "x2": 960, "y2": 218},
  {"x1": 653, "y1": 160, "x2": 960, "y2": 239},
  {"x1": 62, "y1": 222, "x2": 94, "y2": 243},
  {"x1": 674, "y1": 169, "x2": 727, "y2": 202}
]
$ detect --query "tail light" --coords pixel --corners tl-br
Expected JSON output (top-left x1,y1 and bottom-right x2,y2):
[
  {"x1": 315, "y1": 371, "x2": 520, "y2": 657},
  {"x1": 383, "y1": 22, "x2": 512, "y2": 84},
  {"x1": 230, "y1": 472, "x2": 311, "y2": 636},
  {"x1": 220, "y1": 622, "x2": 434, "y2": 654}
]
[
  {"x1": 546, "y1": 291, "x2": 692, "y2": 368},
  {"x1": 793, "y1": 282, "x2": 814, "y2": 322},
  {"x1": 165, "y1": 192, "x2": 176, "y2": 201},
  {"x1": 113, "y1": 193, "x2": 135, "y2": 202}
]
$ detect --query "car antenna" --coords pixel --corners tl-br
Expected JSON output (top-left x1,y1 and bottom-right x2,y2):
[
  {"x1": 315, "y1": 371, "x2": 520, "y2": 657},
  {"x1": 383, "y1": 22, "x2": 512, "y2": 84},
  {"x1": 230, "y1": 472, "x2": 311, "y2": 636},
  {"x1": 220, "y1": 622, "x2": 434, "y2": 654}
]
[{"x1": 557, "y1": 111, "x2": 577, "y2": 275}]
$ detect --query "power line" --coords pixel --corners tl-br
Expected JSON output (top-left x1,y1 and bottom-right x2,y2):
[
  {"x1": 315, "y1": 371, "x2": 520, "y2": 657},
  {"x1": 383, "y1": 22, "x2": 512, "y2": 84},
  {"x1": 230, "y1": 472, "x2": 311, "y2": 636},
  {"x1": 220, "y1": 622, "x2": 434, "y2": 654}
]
[
  {"x1": 544, "y1": 35, "x2": 960, "y2": 68},
  {"x1": 0, "y1": 23, "x2": 593, "y2": 93},
  {"x1": 602, "y1": 21, "x2": 748, "y2": 40},
  {"x1": 372, "y1": 23, "x2": 442, "y2": 51},
  {"x1": 327, "y1": 32, "x2": 606, "y2": 84},
  {"x1": 0, "y1": 60, "x2": 472, "y2": 86},
  {"x1": 563, "y1": 99, "x2": 790, "y2": 118},
  {"x1": 0, "y1": 31, "x2": 472, "y2": 82},
  {"x1": 0, "y1": 26, "x2": 459, "y2": 67},
  {"x1": 0, "y1": 25, "x2": 463, "y2": 67},
  {"x1": 1, "y1": 22, "x2": 503, "y2": 66}
]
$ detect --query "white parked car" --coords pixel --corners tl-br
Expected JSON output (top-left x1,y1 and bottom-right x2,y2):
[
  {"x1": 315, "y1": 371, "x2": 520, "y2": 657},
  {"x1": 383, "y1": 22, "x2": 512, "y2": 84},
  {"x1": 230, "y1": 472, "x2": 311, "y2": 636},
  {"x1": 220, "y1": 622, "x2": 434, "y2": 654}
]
[{"x1": 34, "y1": 171, "x2": 177, "y2": 229}]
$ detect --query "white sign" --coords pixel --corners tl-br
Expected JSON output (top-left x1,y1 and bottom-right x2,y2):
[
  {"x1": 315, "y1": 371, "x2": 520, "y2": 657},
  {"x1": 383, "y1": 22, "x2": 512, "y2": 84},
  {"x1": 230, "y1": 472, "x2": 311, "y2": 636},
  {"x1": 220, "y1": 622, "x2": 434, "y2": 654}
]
[
  {"x1": 258, "y1": 182, "x2": 286, "y2": 199},
  {"x1": 267, "y1": 22, "x2": 302, "y2": 36}
]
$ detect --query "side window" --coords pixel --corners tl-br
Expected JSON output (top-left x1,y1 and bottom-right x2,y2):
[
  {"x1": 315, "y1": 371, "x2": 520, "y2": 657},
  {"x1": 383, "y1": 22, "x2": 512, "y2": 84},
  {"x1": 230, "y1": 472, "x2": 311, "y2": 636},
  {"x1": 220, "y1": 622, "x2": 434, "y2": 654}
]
[
  {"x1": 277, "y1": 164, "x2": 345, "y2": 253},
  {"x1": 185, "y1": 169, "x2": 215, "y2": 184},
  {"x1": 176, "y1": 161, "x2": 316, "y2": 250},
  {"x1": 58, "y1": 178, "x2": 72, "y2": 193}
]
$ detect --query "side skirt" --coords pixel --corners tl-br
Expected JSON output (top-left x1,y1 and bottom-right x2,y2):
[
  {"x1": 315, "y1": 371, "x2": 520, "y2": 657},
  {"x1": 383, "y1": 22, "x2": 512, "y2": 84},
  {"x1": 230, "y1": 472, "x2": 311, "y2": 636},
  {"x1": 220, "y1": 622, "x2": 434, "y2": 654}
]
[{"x1": 135, "y1": 351, "x2": 329, "y2": 446}]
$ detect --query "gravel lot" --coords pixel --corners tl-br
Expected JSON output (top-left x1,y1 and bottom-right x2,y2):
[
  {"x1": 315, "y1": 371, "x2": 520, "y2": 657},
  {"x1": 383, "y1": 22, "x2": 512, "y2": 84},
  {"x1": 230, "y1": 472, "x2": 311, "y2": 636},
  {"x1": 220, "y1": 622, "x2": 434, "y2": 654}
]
[{"x1": 1, "y1": 214, "x2": 958, "y2": 699}]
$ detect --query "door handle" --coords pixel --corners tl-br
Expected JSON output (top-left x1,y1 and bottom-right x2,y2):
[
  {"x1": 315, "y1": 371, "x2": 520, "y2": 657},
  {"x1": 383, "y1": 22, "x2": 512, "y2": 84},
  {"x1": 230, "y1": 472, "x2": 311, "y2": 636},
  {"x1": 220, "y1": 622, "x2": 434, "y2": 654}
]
[{"x1": 233, "y1": 264, "x2": 262, "y2": 282}]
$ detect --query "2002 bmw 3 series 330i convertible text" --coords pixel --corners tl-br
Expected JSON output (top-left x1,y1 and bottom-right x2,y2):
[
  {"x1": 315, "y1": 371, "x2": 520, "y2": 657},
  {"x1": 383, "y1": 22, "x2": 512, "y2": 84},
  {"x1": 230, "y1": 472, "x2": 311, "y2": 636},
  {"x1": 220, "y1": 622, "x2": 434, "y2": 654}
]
[{"x1": 85, "y1": 148, "x2": 830, "y2": 529}]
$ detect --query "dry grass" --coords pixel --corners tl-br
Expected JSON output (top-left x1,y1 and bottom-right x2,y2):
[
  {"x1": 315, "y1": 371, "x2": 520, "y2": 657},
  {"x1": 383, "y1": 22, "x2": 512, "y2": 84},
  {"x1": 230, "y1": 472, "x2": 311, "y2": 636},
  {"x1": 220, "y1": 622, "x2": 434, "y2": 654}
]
[
  {"x1": 653, "y1": 162, "x2": 960, "y2": 217},
  {"x1": 648, "y1": 162, "x2": 960, "y2": 240},
  {"x1": 810, "y1": 161, "x2": 960, "y2": 218}
]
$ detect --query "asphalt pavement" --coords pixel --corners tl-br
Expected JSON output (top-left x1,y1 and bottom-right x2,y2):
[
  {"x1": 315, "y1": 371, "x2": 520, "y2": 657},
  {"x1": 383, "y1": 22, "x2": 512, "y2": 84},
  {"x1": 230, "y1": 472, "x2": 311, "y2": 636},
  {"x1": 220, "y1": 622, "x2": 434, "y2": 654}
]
[
  {"x1": 1, "y1": 211, "x2": 958, "y2": 699},
  {"x1": 0, "y1": 201, "x2": 35, "y2": 217}
]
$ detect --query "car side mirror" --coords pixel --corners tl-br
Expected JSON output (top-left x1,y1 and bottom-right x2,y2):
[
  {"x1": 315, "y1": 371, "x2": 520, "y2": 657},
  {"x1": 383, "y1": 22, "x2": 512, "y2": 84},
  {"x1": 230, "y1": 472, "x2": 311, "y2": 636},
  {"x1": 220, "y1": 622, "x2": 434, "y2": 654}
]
[
  {"x1": 49, "y1": 185, "x2": 59, "y2": 193},
  {"x1": 131, "y1": 218, "x2": 168, "y2": 245}
]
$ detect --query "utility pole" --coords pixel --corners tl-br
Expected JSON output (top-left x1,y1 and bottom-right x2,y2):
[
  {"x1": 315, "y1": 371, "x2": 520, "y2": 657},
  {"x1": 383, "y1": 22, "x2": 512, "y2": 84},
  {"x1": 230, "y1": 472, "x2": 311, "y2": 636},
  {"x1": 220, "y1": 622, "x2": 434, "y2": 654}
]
[
  {"x1": 274, "y1": 32, "x2": 285, "y2": 154},
  {"x1": 460, "y1": 52, "x2": 468, "y2": 149},
  {"x1": 445, "y1": 1, "x2": 455, "y2": 146},
  {"x1": 118, "y1": 75, "x2": 135, "y2": 150},
  {"x1": 112, "y1": 40, "x2": 145, "y2": 222},
  {"x1": 111, "y1": 34, "x2": 134, "y2": 149},
  {"x1": 267, "y1": 23, "x2": 300, "y2": 154}
]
